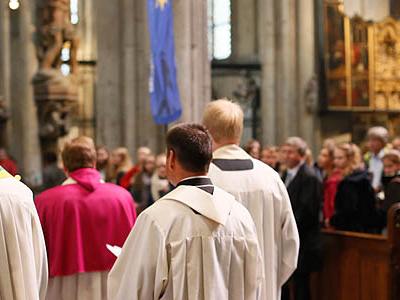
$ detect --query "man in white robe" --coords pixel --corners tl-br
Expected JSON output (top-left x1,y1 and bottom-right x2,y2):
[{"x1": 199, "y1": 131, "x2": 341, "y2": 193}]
[
  {"x1": 0, "y1": 166, "x2": 48, "y2": 299},
  {"x1": 203, "y1": 99, "x2": 300, "y2": 300},
  {"x1": 108, "y1": 123, "x2": 263, "y2": 300}
]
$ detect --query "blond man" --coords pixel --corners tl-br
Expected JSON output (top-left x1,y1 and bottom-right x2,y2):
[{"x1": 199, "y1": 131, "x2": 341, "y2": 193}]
[{"x1": 203, "y1": 99, "x2": 299, "y2": 300}]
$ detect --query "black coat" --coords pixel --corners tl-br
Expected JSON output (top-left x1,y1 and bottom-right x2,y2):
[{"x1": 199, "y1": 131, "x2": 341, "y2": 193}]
[
  {"x1": 384, "y1": 179, "x2": 400, "y2": 211},
  {"x1": 283, "y1": 163, "x2": 323, "y2": 273},
  {"x1": 330, "y1": 169, "x2": 380, "y2": 233}
]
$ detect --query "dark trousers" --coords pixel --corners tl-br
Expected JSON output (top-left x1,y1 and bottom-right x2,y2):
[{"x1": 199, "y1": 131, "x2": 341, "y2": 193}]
[{"x1": 282, "y1": 272, "x2": 311, "y2": 300}]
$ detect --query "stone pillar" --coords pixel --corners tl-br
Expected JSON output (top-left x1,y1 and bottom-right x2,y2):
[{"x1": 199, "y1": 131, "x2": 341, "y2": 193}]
[
  {"x1": 296, "y1": 0, "x2": 320, "y2": 153},
  {"x1": 258, "y1": 0, "x2": 277, "y2": 145},
  {"x1": 231, "y1": 0, "x2": 258, "y2": 62},
  {"x1": 133, "y1": 0, "x2": 163, "y2": 152},
  {"x1": 75, "y1": 0, "x2": 96, "y2": 137},
  {"x1": 276, "y1": 0, "x2": 298, "y2": 141},
  {"x1": 0, "y1": 0, "x2": 12, "y2": 147},
  {"x1": 96, "y1": 0, "x2": 124, "y2": 149},
  {"x1": 258, "y1": 0, "x2": 299, "y2": 145},
  {"x1": 96, "y1": 0, "x2": 163, "y2": 154},
  {"x1": 174, "y1": 0, "x2": 210, "y2": 123},
  {"x1": 258, "y1": 0, "x2": 319, "y2": 149},
  {"x1": 9, "y1": 0, "x2": 42, "y2": 186},
  {"x1": 96, "y1": 0, "x2": 210, "y2": 155}
]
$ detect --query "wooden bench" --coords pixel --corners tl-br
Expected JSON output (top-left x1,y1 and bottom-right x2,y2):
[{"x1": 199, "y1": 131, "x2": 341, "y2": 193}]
[{"x1": 312, "y1": 203, "x2": 400, "y2": 300}]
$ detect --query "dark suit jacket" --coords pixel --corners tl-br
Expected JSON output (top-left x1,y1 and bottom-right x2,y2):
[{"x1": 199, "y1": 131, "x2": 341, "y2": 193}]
[{"x1": 283, "y1": 163, "x2": 323, "y2": 273}]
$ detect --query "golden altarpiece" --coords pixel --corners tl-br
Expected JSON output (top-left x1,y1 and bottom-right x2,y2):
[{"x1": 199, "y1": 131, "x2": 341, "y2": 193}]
[{"x1": 323, "y1": 1, "x2": 400, "y2": 112}]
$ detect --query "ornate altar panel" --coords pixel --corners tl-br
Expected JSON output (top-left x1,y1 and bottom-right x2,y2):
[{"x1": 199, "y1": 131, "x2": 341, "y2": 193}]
[
  {"x1": 373, "y1": 18, "x2": 400, "y2": 110},
  {"x1": 322, "y1": 1, "x2": 400, "y2": 112}
]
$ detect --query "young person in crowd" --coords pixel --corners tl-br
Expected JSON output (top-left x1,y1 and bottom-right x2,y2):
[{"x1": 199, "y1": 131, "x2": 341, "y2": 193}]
[{"x1": 331, "y1": 143, "x2": 380, "y2": 233}]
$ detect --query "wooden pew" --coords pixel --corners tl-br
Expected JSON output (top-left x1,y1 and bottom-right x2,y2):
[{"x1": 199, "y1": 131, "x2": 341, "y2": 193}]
[{"x1": 313, "y1": 203, "x2": 400, "y2": 300}]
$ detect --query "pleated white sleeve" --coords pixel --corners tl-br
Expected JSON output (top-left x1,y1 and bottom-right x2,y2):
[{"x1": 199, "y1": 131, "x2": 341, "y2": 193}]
[{"x1": 108, "y1": 213, "x2": 168, "y2": 300}]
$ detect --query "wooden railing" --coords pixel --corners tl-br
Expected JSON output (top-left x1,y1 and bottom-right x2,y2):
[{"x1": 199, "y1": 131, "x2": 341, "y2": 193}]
[{"x1": 312, "y1": 203, "x2": 400, "y2": 300}]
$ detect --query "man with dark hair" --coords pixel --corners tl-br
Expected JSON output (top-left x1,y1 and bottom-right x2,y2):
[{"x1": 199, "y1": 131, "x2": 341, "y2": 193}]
[
  {"x1": 109, "y1": 123, "x2": 263, "y2": 300},
  {"x1": 35, "y1": 136, "x2": 137, "y2": 300}
]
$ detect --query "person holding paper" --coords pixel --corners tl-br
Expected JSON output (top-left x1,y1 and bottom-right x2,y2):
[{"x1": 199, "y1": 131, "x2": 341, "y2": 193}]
[
  {"x1": 0, "y1": 166, "x2": 48, "y2": 299},
  {"x1": 203, "y1": 99, "x2": 300, "y2": 300},
  {"x1": 108, "y1": 123, "x2": 263, "y2": 300},
  {"x1": 35, "y1": 136, "x2": 136, "y2": 300}
]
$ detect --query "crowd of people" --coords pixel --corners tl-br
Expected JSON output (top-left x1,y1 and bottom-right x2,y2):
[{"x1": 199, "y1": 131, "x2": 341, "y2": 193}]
[
  {"x1": 68, "y1": 124, "x2": 399, "y2": 236},
  {"x1": 0, "y1": 98, "x2": 400, "y2": 300},
  {"x1": 245, "y1": 126, "x2": 400, "y2": 234}
]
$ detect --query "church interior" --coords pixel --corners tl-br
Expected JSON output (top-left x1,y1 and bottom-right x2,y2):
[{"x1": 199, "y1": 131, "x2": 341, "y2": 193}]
[{"x1": 1, "y1": 0, "x2": 400, "y2": 299}]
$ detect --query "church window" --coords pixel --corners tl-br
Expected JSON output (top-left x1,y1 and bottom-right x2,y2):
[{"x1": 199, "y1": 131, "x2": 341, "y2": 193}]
[
  {"x1": 61, "y1": 43, "x2": 71, "y2": 76},
  {"x1": 208, "y1": 0, "x2": 232, "y2": 60},
  {"x1": 70, "y1": 0, "x2": 79, "y2": 25}
]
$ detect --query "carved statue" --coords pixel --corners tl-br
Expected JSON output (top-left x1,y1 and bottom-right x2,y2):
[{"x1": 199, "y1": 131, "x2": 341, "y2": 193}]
[
  {"x1": 233, "y1": 71, "x2": 259, "y2": 108},
  {"x1": 33, "y1": 0, "x2": 79, "y2": 153},
  {"x1": 36, "y1": 100, "x2": 72, "y2": 139},
  {"x1": 34, "y1": 0, "x2": 79, "y2": 82},
  {"x1": 304, "y1": 75, "x2": 319, "y2": 113}
]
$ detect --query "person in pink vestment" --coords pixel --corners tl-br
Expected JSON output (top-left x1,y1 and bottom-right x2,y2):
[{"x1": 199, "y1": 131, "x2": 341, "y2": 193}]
[{"x1": 35, "y1": 136, "x2": 136, "y2": 300}]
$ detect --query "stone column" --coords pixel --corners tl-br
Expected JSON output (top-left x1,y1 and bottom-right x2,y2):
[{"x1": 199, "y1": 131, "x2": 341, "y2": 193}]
[
  {"x1": 232, "y1": 0, "x2": 258, "y2": 62},
  {"x1": 96, "y1": 0, "x2": 165, "y2": 154},
  {"x1": 75, "y1": 0, "x2": 96, "y2": 137},
  {"x1": 258, "y1": 0, "x2": 278, "y2": 145},
  {"x1": 9, "y1": 0, "x2": 42, "y2": 186},
  {"x1": 0, "y1": 0, "x2": 12, "y2": 146},
  {"x1": 258, "y1": 0, "x2": 298, "y2": 145},
  {"x1": 96, "y1": 0, "x2": 123, "y2": 149},
  {"x1": 96, "y1": 0, "x2": 210, "y2": 155},
  {"x1": 296, "y1": 0, "x2": 320, "y2": 153},
  {"x1": 133, "y1": 0, "x2": 163, "y2": 152},
  {"x1": 258, "y1": 0, "x2": 319, "y2": 149},
  {"x1": 276, "y1": 0, "x2": 298, "y2": 141},
  {"x1": 174, "y1": 0, "x2": 210, "y2": 123}
]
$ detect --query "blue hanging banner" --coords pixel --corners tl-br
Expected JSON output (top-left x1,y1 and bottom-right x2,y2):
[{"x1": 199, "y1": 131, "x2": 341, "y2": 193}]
[{"x1": 147, "y1": 0, "x2": 182, "y2": 124}]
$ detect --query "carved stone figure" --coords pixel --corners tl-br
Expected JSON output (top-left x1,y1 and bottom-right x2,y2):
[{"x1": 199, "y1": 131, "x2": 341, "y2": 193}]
[
  {"x1": 34, "y1": 0, "x2": 79, "y2": 81},
  {"x1": 305, "y1": 75, "x2": 318, "y2": 113},
  {"x1": 36, "y1": 99, "x2": 73, "y2": 139},
  {"x1": 33, "y1": 0, "x2": 79, "y2": 154}
]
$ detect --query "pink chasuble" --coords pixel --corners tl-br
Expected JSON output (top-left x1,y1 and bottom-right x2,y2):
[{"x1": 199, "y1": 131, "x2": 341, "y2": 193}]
[{"x1": 35, "y1": 168, "x2": 136, "y2": 277}]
